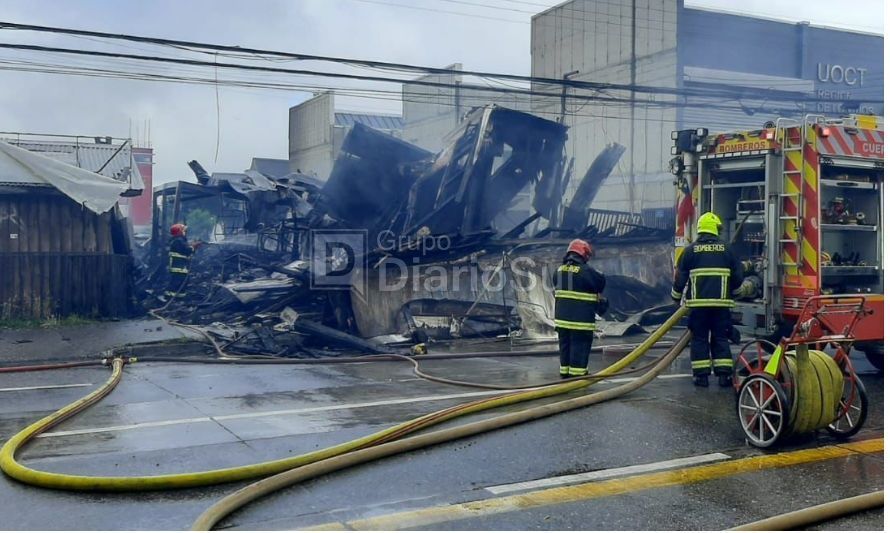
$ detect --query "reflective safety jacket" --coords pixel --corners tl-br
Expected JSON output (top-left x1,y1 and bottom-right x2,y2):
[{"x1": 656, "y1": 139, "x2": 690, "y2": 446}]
[
  {"x1": 552, "y1": 253, "x2": 607, "y2": 331},
  {"x1": 168, "y1": 236, "x2": 195, "y2": 274},
  {"x1": 672, "y1": 234, "x2": 743, "y2": 308}
]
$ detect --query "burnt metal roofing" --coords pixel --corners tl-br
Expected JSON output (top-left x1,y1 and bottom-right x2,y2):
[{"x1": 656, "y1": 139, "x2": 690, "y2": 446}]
[
  {"x1": 334, "y1": 112, "x2": 404, "y2": 131},
  {"x1": 1, "y1": 139, "x2": 144, "y2": 191},
  {"x1": 249, "y1": 157, "x2": 290, "y2": 178}
]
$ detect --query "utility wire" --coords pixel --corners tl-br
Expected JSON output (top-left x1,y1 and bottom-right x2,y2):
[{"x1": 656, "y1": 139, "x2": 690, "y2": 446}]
[
  {"x1": 0, "y1": 21, "x2": 873, "y2": 104},
  {"x1": 345, "y1": 0, "x2": 683, "y2": 30},
  {"x1": 0, "y1": 60, "x2": 803, "y2": 125},
  {"x1": 0, "y1": 43, "x2": 822, "y2": 114}
]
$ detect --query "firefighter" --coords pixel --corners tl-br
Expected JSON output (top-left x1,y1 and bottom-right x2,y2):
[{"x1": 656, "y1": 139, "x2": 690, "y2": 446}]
[
  {"x1": 552, "y1": 239, "x2": 607, "y2": 379},
  {"x1": 166, "y1": 223, "x2": 196, "y2": 299},
  {"x1": 671, "y1": 212, "x2": 747, "y2": 387}
]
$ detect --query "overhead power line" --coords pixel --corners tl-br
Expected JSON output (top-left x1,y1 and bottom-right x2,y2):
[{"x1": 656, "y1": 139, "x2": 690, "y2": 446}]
[
  {"x1": 0, "y1": 42, "x2": 824, "y2": 116},
  {"x1": 0, "y1": 20, "x2": 878, "y2": 105},
  {"x1": 0, "y1": 60, "x2": 800, "y2": 126}
]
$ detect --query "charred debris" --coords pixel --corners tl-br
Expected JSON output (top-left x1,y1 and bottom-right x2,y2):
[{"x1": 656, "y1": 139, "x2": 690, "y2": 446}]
[{"x1": 137, "y1": 106, "x2": 672, "y2": 356}]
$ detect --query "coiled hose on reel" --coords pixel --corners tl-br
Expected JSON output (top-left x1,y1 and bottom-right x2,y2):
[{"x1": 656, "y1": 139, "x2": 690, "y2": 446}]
[{"x1": 786, "y1": 348, "x2": 844, "y2": 435}]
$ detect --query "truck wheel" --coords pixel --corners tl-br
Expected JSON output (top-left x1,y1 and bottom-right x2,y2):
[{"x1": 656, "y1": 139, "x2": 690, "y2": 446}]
[{"x1": 864, "y1": 345, "x2": 883, "y2": 371}]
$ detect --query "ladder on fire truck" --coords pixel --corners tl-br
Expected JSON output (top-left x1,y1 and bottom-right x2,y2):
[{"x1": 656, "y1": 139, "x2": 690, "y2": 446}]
[{"x1": 776, "y1": 115, "x2": 821, "y2": 272}]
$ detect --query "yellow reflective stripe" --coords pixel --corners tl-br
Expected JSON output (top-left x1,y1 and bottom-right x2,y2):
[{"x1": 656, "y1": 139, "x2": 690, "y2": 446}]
[
  {"x1": 670, "y1": 289, "x2": 683, "y2": 299},
  {"x1": 555, "y1": 290, "x2": 599, "y2": 302},
  {"x1": 691, "y1": 360, "x2": 712, "y2": 369},
  {"x1": 568, "y1": 367, "x2": 588, "y2": 376},
  {"x1": 169, "y1": 252, "x2": 190, "y2": 259},
  {"x1": 686, "y1": 299, "x2": 734, "y2": 308},
  {"x1": 712, "y1": 359, "x2": 733, "y2": 368},
  {"x1": 168, "y1": 267, "x2": 189, "y2": 274},
  {"x1": 554, "y1": 319, "x2": 598, "y2": 331},
  {"x1": 559, "y1": 366, "x2": 570, "y2": 373},
  {"x1": 689, "y1": 268, "x2": 731, "y2": 300},
  {"x1": 690, "y1": 268, "x2": 730, "y2": 275}
]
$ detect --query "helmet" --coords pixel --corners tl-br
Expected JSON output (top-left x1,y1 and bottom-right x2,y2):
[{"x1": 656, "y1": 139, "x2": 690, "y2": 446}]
[
  {"x1": 170, "y1": 223, "x2": 187, "y2": 237},
  {"x1": 567, "y1": 239, "x2": 593, "y2": 262},
  {"x1": 696, "y1": 212, "x2": 722, "y2": 236}
]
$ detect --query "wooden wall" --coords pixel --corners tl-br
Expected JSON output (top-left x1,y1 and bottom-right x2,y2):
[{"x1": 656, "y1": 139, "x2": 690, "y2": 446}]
[{"x1": 0, "y1": 191, "x2": 132, "y2": 319}]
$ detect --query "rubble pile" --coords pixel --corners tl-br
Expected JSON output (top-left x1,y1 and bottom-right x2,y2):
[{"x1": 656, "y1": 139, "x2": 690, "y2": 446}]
[{"x1": 139, "y1": 106, "x2": 673, "y2": 356}]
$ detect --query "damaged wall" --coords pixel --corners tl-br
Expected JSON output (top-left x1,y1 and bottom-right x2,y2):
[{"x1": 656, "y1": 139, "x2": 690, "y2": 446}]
[
  {"x1": 289, "y1": 92, "x2": 405, "y2": 180},
  {"x1": 351, "y1": 240, "x2": 672, "y2": 339},
  {"x1": 401, "y1": 64, "x2": 533, "y2": 153}
]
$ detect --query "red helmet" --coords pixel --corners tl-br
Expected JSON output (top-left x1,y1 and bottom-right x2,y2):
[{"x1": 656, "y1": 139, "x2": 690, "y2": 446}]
[
  {"x1": 170, "y1": 223, "x2": 187, "y2": 237},
  {"x1": 567, "y1": 239, "x2": 593, "y2": 262}
]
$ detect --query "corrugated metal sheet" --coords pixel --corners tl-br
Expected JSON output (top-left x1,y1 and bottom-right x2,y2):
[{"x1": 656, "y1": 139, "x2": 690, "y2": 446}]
[
  {"x1": 1, "y1": 139, "x2": 144, "y2": 191},
  {"x1": 334, "y1": 112, "x2": 404, "y2": 131},
  {"x1": 249, "y1": 158, "x2": 290, "y2": 178}
]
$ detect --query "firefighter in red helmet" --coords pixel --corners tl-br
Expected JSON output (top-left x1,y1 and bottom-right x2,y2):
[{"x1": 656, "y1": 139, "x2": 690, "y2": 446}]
[
  {"x1": 552, "y1": 239, "x2": 607, "y2": 378},
  {"x1": 166, "y1": 223, "x2": 196, "y2": 299}
]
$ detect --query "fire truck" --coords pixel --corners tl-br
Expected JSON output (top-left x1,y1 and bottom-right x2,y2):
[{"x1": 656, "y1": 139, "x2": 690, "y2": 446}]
[{"x1": 670, "y1": 114, "x2": 884, "y2": 369}]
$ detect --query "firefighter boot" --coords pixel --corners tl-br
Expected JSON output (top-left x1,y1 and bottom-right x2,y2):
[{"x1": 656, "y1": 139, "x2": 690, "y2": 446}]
[
  {"x1": 717, "y1": 374, "x2": 733, "y2": 388},
  {"x1": 693, "y1": 375, "x2": 709, "y2": 388}
]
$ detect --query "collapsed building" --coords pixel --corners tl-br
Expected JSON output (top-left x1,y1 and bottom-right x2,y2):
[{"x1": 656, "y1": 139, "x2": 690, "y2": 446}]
[{"x1": 141, "y1": 106, "x2": 673, "y2": 355}]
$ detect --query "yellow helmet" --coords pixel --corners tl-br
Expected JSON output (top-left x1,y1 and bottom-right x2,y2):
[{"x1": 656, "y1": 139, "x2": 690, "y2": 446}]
[{"x1": 696, "y1": 212, "x2": 722, "y2": 236}]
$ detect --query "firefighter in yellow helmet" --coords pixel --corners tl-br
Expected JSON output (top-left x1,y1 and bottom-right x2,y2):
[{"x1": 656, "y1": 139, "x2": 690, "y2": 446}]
[{"x1": 671, "y1": 212, "x2": 744, "y2": 387}]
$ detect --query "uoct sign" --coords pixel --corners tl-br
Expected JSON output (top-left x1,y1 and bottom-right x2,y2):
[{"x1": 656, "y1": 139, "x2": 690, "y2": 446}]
[{"x1": 817, "y1": 63, "x2": 867, "y2": 87}]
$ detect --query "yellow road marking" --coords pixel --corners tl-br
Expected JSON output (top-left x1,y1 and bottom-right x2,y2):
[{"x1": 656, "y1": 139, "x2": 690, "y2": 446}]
[{"x1": 306, "y1": 438, "x2": 882, "y2": 530}]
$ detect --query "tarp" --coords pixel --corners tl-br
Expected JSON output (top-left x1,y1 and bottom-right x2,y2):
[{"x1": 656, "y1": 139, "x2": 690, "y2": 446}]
[
  {"x1": 0, "y1": 140, "x2": 126, "y2": 213},
  {"x1": 6, "y1": 139, "x2": 145, "y2": 193}
]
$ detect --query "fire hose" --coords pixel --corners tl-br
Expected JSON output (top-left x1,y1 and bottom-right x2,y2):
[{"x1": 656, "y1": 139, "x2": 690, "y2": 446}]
[
  {"x1": 192, "y1": 329, "x2": 692, "y2": 530},
  {"x1": 0, "y1": 341, "x2": 676, "y2": 391},
  {"x1": 0, "y1": 308, "x2": 686, "y2": 494},
  {"x1": 729, "y1": 490, "x2": 884, "y2": 530}
]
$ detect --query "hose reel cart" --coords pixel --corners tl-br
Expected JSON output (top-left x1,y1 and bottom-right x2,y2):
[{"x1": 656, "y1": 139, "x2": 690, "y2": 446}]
[{"x1": 731, "y1": 295, "x2": 870, "y2": 448}]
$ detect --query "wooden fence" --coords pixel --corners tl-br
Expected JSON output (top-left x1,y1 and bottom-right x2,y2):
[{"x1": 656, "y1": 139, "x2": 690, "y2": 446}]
[{"x1": 0, "y1": 191, "x2": 132, "y2": 319}]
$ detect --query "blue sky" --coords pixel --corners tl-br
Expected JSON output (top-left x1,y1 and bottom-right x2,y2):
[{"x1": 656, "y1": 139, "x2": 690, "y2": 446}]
[{"x1": 0, "y1": 0, "x2": 883, "y2": 183}]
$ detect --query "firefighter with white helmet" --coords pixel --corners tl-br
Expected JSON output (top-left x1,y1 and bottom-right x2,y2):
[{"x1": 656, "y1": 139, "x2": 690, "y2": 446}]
[{"x1": 552, "y1": 239, "x2": 607, "y2": 379}]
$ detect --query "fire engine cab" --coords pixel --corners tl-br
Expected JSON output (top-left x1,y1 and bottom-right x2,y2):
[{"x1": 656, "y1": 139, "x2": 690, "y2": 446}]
[{"x1": 670, "y1": 114, "x2": 883, "y2": 369}]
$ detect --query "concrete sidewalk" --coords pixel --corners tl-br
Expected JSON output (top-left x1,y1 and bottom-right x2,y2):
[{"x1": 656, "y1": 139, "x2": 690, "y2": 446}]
[{"x1": 0, "y1": 318, "x2": 200, "y2": 363}]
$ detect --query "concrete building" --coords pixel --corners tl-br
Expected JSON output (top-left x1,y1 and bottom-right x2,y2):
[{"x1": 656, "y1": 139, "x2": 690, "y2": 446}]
[
  {"x1": 401, "y1": 64, "x2": 531, "y2": 152},
  {"x1": 530, "y1": 0, "x2": 883, "y2": 215},
  {"x1": 288, "y1": 92, "x2": 404, "y2": 180}
]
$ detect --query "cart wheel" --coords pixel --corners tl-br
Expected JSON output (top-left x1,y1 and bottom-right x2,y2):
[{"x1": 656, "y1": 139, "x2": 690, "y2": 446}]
[
  {"x1": 733, "y1": 340, "x2": 793, "y2": 396},
  {"x1": 737, "y1": 374, "x2": 789, "y2": 448},
  {"x1": 826, "y1": 375, "x2": 868, "y2": 439}
]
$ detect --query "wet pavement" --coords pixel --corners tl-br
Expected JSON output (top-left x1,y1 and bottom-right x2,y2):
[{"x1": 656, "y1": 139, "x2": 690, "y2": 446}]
[
  {"x1": 0, "y1": 319, "x2": 198, "y2": 362},
  {"x1": 0, "y1": 327, "x2": 883, "y2": 530}
]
